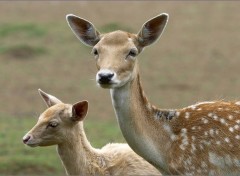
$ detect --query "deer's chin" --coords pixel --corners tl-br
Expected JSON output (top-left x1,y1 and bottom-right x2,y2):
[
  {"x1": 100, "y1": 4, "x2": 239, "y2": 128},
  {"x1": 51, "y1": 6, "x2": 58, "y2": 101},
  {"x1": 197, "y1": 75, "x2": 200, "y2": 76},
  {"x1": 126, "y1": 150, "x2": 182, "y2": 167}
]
[
  {"x1": 25, "y1": 142, "x2": 40, "y2": 148},
  {"x1": 97, "y1": 80, "x2": 129, "y2": 89},
  {"x1": 97, "y1": 82, "x2": 118, "y2": 89}
]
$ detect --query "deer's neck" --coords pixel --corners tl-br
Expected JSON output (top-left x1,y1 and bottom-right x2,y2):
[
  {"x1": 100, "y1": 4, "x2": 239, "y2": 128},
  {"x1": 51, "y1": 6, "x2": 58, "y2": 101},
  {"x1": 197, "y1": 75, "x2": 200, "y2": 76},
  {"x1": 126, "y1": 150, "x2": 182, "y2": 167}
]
[
  {"x1": 110, "y1": 68, "x2": 173, "y2": 173},
  {"x1": 57, "y1": 123, "x2": 101, "y2": 175}
]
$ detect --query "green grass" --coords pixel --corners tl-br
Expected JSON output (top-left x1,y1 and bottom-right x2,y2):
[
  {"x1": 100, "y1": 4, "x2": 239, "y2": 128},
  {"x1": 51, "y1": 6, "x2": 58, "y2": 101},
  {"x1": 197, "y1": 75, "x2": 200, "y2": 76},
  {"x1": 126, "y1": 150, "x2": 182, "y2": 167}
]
[
  {"x1": 0, "y1": 23, "x2": 48, "y2": 60},
  {"x1": 0, "y1": 23, "x2": 46, "y2": 38}
]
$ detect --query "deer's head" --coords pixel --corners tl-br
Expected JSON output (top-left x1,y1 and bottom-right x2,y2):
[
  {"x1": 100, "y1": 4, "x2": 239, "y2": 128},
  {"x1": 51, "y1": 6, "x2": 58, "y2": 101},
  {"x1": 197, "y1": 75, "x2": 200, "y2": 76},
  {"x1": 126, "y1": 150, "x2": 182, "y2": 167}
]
[
  {"x1": 23, "y1": 89, "x2": 88, "y2": 147},
  {"x1": 66, "y1": 14, "x2": 168, "y2": 88}
]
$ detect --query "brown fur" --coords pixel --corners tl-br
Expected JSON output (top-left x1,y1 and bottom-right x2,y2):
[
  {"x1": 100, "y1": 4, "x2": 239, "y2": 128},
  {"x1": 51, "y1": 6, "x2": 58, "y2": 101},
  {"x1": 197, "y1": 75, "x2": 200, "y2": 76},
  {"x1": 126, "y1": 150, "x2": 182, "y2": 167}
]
[{"x1": 23, "y1": 94, "x2": 160, "y2": 176}]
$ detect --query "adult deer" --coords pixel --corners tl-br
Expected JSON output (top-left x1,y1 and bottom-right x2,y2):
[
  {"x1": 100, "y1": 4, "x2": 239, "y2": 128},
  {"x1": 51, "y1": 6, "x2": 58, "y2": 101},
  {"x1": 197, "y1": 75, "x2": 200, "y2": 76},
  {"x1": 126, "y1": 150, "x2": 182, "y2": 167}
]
[{"x1": 66, "y1": 14, "x2": 240, "y2": 175}]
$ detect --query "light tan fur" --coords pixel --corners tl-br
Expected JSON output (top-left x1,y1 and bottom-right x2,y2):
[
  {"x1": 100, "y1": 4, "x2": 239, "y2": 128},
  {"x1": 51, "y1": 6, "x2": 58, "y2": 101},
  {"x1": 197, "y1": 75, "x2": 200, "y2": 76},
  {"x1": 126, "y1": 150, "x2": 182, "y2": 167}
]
[
  {"x1": 66, "y1": 14, "x2": 240, "y2": 175},
  {"x1": 23, "y1": 89, "x2": 160, "y2": 176}
]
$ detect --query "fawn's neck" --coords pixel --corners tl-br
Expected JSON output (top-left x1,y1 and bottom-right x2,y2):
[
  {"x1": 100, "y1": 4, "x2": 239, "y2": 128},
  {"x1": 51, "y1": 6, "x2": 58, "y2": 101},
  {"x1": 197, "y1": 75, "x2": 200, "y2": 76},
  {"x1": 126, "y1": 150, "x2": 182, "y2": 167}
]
[
  {"x1": 57, "y1": 123, "x2": 100, "y2": 175},
  {"x1": 110, "y1": 66, "x2": 172, "y2": 173}
]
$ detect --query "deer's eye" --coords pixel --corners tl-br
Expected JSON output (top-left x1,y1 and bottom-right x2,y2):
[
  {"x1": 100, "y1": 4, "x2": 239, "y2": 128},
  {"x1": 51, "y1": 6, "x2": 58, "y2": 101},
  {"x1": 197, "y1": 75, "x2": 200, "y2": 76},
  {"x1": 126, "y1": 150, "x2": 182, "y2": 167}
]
[
  {"x1": 127, "y1": 49, "x2": 138, "y2": 58},
  {"x1": 47, "y1": 121, "x2": 58, "y2": 128},
  {"x1": 91, "y1": 48, "x2": 99, "y2": 57}
]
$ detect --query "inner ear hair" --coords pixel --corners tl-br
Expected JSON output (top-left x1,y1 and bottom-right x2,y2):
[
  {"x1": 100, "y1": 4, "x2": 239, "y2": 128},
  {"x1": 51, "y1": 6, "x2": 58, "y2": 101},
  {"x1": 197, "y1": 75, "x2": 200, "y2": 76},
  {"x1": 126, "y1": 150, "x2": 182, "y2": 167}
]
[{"x1": 71, "y1": 107, "x2": 79, "y2": 121}]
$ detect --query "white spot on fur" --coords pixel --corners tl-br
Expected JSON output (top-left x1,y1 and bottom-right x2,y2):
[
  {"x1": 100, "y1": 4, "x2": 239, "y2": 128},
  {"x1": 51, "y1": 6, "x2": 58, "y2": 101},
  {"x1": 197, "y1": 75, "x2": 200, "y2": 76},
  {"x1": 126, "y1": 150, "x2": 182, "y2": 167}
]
[
  {"x1": 229, "y1": 127, "x2": 234, "y2": 132},
  {"x1": 191, "y1": 126, "x2": 196, "y2": 130},
  {"x1": 191, "y1": 136, "x2": 196, "y2": 141},
  {"x1": 209, "y1": 129, "x2": 214, "y2": 136},
  {"x1": 175, "y1": 111, "x2": 180, "y2": 117},
  {"x1": 225, "y1": 137, "x2": 230, "y2": 143},
  {"x1": 208, "y1": 113, "x2": 213, "y2": 117},
  {"x1": 220, "y1": 118, "x2": 226, "y2": 124},
  {"x1": 236, "y1": 120, "x2": 240, "y2": 124},
  {"x1": 185, "y1": 112, "x2": 190, "y2": 119},
  {"x1": 216, "y1": 141, "x2": 221, "y2": 145},
  {"x1": 182, "y1": 137, "x2": 189, "y2": 146},
  {"x1": 234, "y1": 124, "x2": 239, "y2": 130},
  {"x1": 180, "y1": 128, "x2": 189, "y2": 149},
  {"x1": 180, "y1": 144, "x2": 186, "y2": 150},
  {"x1": 203, "y1": 118, "x2": 208, "y2": 124},
  {"x1": 191, "y1": 143, "x2": 196, "y2": 153},
  {"x1": 181, "y1": 128, "x2": 187, "y2": 133},
  {"x1": 235, "y1": 135, "x2": 240, "y2": 139},
  {"x1": 235, "y1": 101, "x2": 240, "y2": 105},
  {"x1": 203, "y1": 140, "x2": 211, "y2": 146},
  {"x1": 213, "y1": 115, "x2": 218, "y2": 120},
  {"x1": 228, "y1": 115, "x2": 233, "y2": 120},
  {"x1": 163, "y1": 123, "x2": 171, "y2": 133},
  {"x1": 163, "y1": 124, "x2": 176, "y2": 141},
  {"x1": 170, "y1": 134, "x2": 177, "y2": 141}
]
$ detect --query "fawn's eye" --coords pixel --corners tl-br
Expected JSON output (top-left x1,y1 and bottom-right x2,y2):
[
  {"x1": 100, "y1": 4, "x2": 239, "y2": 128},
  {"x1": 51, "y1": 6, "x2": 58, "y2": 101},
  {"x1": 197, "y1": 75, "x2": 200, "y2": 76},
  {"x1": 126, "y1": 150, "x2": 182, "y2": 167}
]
[
  {"x1": 91, "y1": 48, "x2": 99, "y2": 57},
  {"x1": 127, "y1": 49, "x2": 138, "y2": 58},
  {"x1": 47, "y1": 121, "x2": 58, "y2": 128}
]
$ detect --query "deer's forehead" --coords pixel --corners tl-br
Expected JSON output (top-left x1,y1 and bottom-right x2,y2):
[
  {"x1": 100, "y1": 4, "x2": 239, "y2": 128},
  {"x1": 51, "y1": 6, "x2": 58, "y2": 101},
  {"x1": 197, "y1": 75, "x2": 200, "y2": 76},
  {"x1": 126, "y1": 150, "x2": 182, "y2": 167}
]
[
  {"x1": 99, "y1": 31, "x2": 136, "y2": 46},
  {"x1": 39, "y1": 104, "x2": 69, "y2": 121}
]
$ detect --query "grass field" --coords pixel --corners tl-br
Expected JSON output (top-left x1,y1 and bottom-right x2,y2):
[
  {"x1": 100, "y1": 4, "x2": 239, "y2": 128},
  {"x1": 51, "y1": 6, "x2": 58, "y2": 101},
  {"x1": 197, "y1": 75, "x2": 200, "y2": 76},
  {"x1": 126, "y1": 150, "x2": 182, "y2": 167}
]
[{"x1": 0, "y1": 1, "x2": 240, "y2": 175}]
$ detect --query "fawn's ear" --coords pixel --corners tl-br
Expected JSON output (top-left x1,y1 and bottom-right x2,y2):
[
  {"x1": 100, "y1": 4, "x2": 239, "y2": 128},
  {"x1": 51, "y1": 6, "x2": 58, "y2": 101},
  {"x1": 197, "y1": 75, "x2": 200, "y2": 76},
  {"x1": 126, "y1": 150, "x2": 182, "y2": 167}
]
[
  {"x1": 38, "y1": 89, "x2": 62, "y2": 107},
  {"x1": 71, "y1": 100, "x2": 88, "y2": 121},
  {"x1": 137, "y1": 13, "x2": 169, "y2": 47},
  {"x1": 66, "y1": 14, "x2": 100, "y2": 47}
]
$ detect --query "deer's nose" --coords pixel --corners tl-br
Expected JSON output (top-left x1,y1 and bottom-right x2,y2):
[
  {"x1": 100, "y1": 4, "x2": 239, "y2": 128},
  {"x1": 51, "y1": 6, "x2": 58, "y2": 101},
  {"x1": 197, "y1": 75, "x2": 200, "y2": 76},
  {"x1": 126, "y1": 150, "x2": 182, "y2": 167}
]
[
  {"x1": 97, "y1": 70, "x2": 115, "y2": 84},
  {"x1": 23, "y1": 135, "x2": 31, "y2": 144}
]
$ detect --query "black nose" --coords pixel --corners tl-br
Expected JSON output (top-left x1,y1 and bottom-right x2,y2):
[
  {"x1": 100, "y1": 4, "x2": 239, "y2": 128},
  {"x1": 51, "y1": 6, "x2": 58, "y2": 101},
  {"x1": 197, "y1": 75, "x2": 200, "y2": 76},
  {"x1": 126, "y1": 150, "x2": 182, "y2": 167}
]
[
  {"x1": 23, "y1": 135, "x2": 31, "y2": 144},
  {"x1": 98, "y1": 73, "x2": 114, "y2": 84}
]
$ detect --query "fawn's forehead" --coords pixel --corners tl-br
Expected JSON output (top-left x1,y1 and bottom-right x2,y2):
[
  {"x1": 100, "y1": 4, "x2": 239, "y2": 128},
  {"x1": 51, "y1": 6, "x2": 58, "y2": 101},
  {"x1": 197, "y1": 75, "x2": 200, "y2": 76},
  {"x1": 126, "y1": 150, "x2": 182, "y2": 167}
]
[
  {"x1": 98, "y1": 30, "x2": 137, "y2": 47},
  {"x1": 39, "y1": 104, "x2": 68, "y2": 121}
]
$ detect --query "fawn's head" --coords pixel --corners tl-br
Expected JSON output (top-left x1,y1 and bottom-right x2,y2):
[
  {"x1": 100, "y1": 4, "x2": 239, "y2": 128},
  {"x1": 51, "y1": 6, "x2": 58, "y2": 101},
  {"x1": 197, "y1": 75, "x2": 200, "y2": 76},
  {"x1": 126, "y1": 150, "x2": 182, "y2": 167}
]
[
  {"x1": 66, "y1": 13, "x2": 168, "y2": 88},
  {"x1": 23, "y1": 89, "x2": 88, "y2": 147}
]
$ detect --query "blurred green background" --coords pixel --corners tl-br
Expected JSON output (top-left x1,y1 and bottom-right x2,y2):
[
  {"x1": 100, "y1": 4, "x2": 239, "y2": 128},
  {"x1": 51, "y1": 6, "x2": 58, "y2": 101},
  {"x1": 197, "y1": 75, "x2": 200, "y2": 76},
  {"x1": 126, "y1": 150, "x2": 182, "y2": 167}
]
[{"x1": 0, "y1": 1, "x2": 240, "y2": 175}]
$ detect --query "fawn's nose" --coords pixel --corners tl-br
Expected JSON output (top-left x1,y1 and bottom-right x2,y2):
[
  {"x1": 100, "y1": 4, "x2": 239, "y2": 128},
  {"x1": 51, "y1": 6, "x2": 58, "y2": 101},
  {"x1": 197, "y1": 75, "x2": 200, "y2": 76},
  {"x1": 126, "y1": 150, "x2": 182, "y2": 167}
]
[
  {"x1": 97, "y1": 70, "x2": 115, "y2": 84},
  {"x1": 23, "y1": 135, "x2": 31, "y2": 144}
]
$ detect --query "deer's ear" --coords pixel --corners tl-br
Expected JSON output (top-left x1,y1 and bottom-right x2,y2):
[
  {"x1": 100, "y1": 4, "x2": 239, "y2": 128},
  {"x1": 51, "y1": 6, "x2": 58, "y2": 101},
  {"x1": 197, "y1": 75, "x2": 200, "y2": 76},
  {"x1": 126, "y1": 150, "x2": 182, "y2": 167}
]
[
  {"x1": 71, "y1": 100, "x2": 88, "y2": 121},
  {"x1": 66, "y1": 14, "x2": 100, "y2": 47},
  {"x1": 137, "y1": 13, "x2": 169, "y2": 47},
  {"x1": 38, "y1": 89, "x2": 62, "y2": 107}
]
